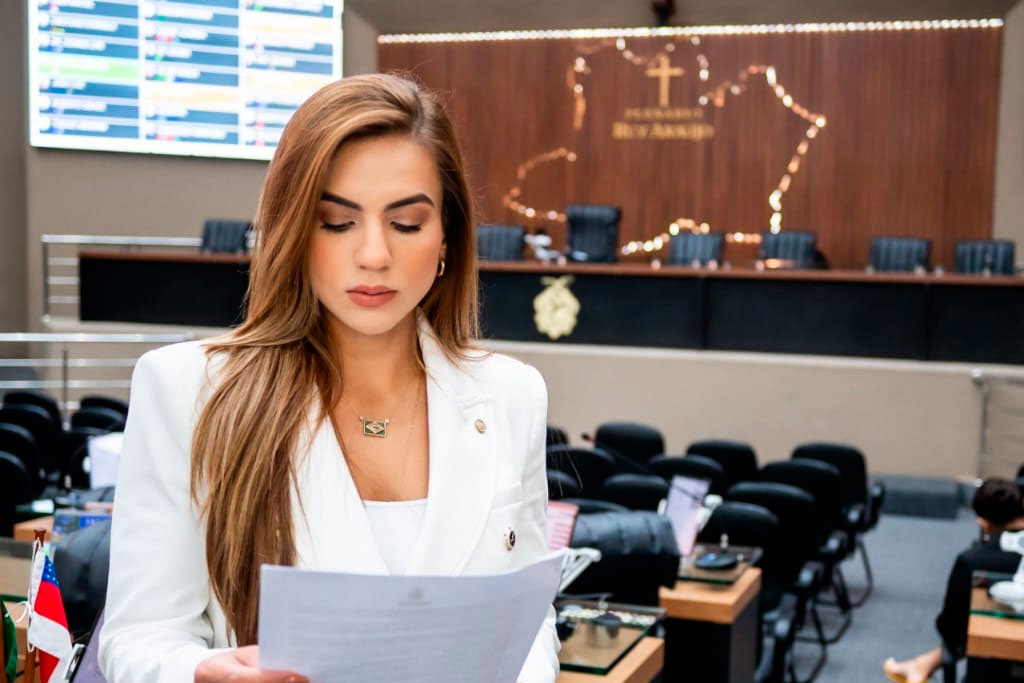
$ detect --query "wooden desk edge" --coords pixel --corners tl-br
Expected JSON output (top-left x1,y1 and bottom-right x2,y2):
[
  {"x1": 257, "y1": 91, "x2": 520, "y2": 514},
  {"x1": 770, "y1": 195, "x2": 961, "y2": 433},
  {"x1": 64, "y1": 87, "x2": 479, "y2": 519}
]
[
  {"x1": 12, "y1": 516, "x2": 54, "y2": 543},
  {"x1": 557, "y1": 637, "x2": 664, "y2": 683},
  {"x1": 967, "y1": 613, "x2": 1024, "y2": 663},
  {"x1": 658, "y1": 567, "x2": 762, "y2": 624}
]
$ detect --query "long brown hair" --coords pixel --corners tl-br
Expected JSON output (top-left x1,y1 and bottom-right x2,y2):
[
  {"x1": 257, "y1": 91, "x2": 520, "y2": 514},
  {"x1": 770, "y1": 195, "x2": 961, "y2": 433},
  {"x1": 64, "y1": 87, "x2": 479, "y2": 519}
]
[{"x1": 190, "y1": 74, "x2": 479, "y2": 644}]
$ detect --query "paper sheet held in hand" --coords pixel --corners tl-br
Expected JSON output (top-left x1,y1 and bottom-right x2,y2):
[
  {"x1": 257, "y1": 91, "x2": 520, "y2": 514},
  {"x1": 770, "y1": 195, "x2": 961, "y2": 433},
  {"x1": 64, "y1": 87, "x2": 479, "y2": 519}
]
[{"x1": 258, "y1": 551, "x2": 563, "y2": 683}]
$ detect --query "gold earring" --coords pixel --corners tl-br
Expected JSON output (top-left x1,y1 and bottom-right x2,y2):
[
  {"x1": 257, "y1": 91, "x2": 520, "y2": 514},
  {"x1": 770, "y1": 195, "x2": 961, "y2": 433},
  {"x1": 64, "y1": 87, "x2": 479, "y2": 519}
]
[{"x1": 437, "y1": 259, "x2": 446, "y2": 277}]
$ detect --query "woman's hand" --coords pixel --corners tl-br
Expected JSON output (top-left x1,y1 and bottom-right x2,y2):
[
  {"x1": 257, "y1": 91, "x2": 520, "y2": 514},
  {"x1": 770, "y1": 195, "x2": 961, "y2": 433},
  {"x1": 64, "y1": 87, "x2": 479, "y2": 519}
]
[{"x1": 195, "y1": 646, "x2": 309, "y2": 683}]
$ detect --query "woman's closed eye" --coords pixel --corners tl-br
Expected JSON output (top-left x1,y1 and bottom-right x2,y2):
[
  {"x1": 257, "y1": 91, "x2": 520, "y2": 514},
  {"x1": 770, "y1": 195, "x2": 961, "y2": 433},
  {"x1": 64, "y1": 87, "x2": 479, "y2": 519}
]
[{"x1": 319, "y1": 220, "x2": 422, "y2": 233}]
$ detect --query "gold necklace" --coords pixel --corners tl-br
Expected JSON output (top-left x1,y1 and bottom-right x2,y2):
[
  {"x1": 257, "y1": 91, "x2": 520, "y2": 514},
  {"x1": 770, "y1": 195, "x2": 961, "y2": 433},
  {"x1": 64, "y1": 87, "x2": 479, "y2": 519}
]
[
  {"x1": 334, "y1": 379, "x2": 423, "y2": 502},
  {"x1": 342, "y1": 374, "x2": 420, "y2": 438}
]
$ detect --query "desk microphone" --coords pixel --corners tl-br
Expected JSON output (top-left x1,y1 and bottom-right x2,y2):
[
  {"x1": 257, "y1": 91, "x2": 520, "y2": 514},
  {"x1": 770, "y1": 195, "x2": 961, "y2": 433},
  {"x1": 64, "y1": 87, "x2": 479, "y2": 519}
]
[{"x1": 694, "y1": 533, "x2": 740, "y2": 571}]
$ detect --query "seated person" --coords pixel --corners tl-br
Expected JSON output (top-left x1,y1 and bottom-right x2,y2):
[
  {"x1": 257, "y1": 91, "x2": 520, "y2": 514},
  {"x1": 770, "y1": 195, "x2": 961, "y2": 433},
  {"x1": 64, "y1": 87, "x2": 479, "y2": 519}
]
[{"x1": 883, "y1": 478, "x2": 1024, "y2": 683}]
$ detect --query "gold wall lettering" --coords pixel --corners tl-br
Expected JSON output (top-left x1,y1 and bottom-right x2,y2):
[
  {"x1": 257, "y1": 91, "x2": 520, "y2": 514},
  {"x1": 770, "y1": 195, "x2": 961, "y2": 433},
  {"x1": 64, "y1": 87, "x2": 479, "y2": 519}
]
[
  {"x1": 612, "y1": 122, "x2": 715, "y2": 140},
  {"x1": 533, "y1": 275, "x2": 580, "y2": 340}
]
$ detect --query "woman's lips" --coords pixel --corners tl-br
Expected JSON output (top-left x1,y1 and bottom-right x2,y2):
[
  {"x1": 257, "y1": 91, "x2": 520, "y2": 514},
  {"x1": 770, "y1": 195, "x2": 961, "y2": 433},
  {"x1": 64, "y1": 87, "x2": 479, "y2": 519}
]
[{"x1": 347, "y1": 289, "x2": 397, "y2": 307}]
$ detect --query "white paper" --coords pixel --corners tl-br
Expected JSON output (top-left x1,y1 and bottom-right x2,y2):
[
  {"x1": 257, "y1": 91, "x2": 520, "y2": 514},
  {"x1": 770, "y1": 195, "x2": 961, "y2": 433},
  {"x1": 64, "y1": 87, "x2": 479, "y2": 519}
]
[
  {"x1": 258, "y1": 551, "x2": 563, "y2": 683},
  {"x1": 87, "y1": 432, "x2": 123, "y2": 489}
]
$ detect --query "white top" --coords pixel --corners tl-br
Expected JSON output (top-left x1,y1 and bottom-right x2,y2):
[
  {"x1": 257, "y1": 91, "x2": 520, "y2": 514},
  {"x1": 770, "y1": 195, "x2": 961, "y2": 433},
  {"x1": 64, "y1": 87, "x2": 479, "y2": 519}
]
[{"x1": 363, "y1": 499, "x2": 428, "y2": 575}]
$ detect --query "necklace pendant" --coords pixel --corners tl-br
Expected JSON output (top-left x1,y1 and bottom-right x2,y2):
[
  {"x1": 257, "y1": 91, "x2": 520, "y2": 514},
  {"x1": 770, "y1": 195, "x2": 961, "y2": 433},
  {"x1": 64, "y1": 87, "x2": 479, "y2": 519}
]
[{"x1": 360, "y1": 417, "x2": 389, "y2": 438}]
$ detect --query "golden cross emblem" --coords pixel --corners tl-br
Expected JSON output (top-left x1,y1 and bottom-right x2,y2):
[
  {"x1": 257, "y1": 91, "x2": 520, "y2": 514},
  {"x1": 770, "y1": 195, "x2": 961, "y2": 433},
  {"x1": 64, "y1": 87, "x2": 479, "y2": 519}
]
[{"x1": 645, "y1": 54, "x2": 685, "y2": 108}]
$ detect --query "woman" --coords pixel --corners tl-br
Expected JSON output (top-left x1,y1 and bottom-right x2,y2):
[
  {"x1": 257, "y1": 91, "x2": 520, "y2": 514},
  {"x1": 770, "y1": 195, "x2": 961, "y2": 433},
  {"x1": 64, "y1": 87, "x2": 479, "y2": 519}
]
[{"x1": 99, "y1": 74, "x2": 558, "y2": 683}]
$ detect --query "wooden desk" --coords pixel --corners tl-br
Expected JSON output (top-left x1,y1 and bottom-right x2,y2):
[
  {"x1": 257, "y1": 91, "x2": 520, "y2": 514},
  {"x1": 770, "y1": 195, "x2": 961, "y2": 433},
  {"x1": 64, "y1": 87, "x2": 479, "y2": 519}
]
[
  {"x1": 12, "y1": 517, "x2": 53, "y2": 543},
  {"x1": 966, "y1": 587, "x2": 1024, "y2": 682},
  {"x1": 658, "y1": 568, "x2": 761, "y2": 683},
  {"x1": 3, "y1": 600, "x2": 40, "y2": 683},
  {"x1": 557, "y1": 637, "x2": 664, "y2": 683}
]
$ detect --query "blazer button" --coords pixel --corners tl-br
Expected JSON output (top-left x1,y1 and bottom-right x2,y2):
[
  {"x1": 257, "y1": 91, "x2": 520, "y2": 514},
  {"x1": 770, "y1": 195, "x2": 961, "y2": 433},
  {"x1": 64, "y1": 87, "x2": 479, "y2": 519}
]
[
  {"x1": 503, "y1": 527, "x2": 516, "y2": 551},
  {"x1": 474, "y1": 419, "x2": 487, "y2": 433}
]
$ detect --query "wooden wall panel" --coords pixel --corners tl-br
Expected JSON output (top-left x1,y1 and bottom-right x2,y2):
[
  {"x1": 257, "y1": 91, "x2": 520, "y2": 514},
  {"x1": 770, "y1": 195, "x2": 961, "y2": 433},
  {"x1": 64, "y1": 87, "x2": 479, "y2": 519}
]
[{"x1": 380, "y1": 27, "x2": 1002, "y2": 268}]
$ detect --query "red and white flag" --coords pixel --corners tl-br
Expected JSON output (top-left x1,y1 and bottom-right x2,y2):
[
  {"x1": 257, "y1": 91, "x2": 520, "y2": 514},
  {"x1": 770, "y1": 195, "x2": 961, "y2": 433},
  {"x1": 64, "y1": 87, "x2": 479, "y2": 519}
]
[{"x1": 28, "y1": 550, "x2": 72, "y2": 683}]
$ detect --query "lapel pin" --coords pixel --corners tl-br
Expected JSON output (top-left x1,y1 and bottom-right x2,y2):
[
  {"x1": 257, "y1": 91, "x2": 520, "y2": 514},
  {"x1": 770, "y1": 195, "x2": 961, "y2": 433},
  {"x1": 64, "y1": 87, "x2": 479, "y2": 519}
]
[
  {"x1": 474, "y1": 418, "x2": 487, "y2": 433},
  {"x1": 503, "y1": 527, "x2": 516, "y2": 551}
]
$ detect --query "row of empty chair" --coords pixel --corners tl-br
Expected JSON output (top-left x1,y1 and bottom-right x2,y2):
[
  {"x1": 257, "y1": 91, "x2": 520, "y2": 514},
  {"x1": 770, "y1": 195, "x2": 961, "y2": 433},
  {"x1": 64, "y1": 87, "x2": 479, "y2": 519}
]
[{"x1": 478, "y1": 214, "x2": 1017, "y2": 273}]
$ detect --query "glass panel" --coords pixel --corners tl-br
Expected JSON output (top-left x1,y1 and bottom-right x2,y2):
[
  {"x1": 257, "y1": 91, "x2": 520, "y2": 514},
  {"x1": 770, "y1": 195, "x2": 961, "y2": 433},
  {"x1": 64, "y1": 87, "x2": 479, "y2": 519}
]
[{"x1": 554, "y1": 600, "x2": 664, "y2": 675}]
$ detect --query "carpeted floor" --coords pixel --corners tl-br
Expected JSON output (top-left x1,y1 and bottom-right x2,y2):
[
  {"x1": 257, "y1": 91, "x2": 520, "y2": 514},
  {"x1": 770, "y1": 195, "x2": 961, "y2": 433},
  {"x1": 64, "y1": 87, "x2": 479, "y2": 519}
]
[{"x1": 793, "y1": 509, "x2": 978, "y2": 683}]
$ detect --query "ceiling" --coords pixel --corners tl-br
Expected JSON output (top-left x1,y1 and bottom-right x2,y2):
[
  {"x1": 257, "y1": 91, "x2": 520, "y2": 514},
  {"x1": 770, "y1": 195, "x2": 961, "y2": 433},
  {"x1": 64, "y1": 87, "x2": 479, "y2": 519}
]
[{"x1": 347, "y1": 0, "x2": 1020, "y2": 34}]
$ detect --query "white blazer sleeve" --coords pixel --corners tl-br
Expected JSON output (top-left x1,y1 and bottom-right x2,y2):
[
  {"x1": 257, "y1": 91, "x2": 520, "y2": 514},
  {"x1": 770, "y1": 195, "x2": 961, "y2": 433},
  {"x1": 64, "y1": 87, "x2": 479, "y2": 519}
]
[
  {"x1": 515, "y1": 366, "x2": 560, "y2": 683},
  {"x1": 99, "y1": 348, "x2": 230, "y2": 683}
]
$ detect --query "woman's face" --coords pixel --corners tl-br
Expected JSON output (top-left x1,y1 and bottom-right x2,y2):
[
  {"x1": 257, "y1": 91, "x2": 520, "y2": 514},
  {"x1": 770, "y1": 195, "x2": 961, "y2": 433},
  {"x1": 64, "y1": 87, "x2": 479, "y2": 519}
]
[{"x1": 309, "y1": 134, "x2": 445, "y2": 340}]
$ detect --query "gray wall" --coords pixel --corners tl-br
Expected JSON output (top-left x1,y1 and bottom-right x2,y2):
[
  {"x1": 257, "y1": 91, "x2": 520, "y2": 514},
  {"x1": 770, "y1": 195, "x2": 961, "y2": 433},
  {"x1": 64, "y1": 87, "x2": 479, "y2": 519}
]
[
  {"x1": 994, "y1": 0, "x2": 1024, "y2": 250},
  {"x1": 0, "y1": 2, "x2": 27, "y2": 332}
]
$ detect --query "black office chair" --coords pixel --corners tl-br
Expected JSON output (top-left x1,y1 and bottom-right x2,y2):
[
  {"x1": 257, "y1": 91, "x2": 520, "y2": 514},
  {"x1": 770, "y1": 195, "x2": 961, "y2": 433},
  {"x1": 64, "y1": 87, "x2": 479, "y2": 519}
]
[
  {"x1": 546, "y1": 446, "x2": 616, "y2": 498},
  {"x1": 71, "y1": 406, "x2": 126, "y2": 432},
  {"x1": 546, "y1": 425, "x2": 570, "y2": 448},
  {"x1": 868, "y1": 236, "x2": 931, "y2": 272},
  {"x1": 954, "y1": 240, "x2": 1015, "y2": 275},
  {"x1": 565, "y1": 204, "x2": 621, "y2": 263},
  {"x1": 58, "y1": 427, "x2": 105, "y2": 490},
  {"x1": 593, "y1": 422, "x2": 665, "y2": 471},
  {"x1": 53, "y1": 520, "x2": 111, "y2": 641},
  {"x1": 0, "y1": 451, "x2": 35, "y2": 536},
  {"x1": 201, "y1": 219, "x2": 251, "y2": 253},
  {"x1": 759, "y1": 231, "x2": 817, "y2": 268},
  {"x1": 599, "y1": 474, "x2": 668, "y2": 511},
  {"x1": 667, "y1": 232, "x2": 724, "y2": 266},
  {"x1": 649, "y1": 454, "x2": 728, "y2": 496},
  {"x1": 476, "y1": 224, "x2": 526, "y2": 261},
  {"x1": 792, "y1": 442, "x2": 884, "y2": 606},
  {"x1": 0, "y1": 423, "x2": 44, "y2": 495},
  {"x1": 0, "y1": 405, "x2": 59, "y2": 476},
  {"x1": 4, "y1": 390, "x2": 63, "y2": 429},
  {"x1": 567, "y1": 511, "x2": 680, "y2": 605},
  {"x1": 548, "y1": 469, "x2": 582, "y2": 500},
  {"x1": 759, "y1": 460, "x2": 853, "y2": 642},
  {"x1": 79, "y1": 395, "x2": 129, "y2": 418},
  {"x1": 726, "y1": 482, "x2": 828, "y2": 683},
  {"x1": 686, "y1": 440, "x2": 759, "y2": 489},
  {"x1": 698, "y1": 502, "x2": 795, "y2": 683},
  {"x1": 561, "y1": 498, "x2": 629, "y2": 514}
]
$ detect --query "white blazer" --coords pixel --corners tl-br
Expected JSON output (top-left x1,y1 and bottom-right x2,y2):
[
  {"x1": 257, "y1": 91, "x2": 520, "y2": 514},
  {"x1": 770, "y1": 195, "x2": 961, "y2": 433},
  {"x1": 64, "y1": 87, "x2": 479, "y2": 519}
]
[{"x1": 99, "y1": 316, "x2": 559, "y2": 683}]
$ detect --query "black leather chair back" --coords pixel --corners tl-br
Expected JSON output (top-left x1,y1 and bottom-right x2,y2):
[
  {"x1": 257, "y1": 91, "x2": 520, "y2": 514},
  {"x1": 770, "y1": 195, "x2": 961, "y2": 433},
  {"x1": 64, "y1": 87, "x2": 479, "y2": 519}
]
[
  {"x1": 0, "y1": 422, "x2": 43, "y2": 492},
  {"x1": 71, "y1": 406, "x2": 126, "y2": 432},
  {"x1": 954, "y1": 240, "x2": 1015, "y2": 275},
  {"x1": 726, "y1": 481, "x2": 819, "y2": 585},
  {"x1": 649, "y1": 454, "x2": 728, "y2": 496},
  {"x1": 599, "y1": 474, "x2": 668, "y2": 511},
  {"x1": 566, "y1": 204, "x2": 621, "y2": 263},
  {"x1": 548, "y1": 469, "x2": 582, "y2": 500},
  {"x1": 792, "y1": 442, "x2": 868, "y2": 511},
  {"x1": 4, "y1": 390, "x2": 62, "y2": 429},
  {"x1": 0, "y1": 452, "x2": 34, "y2": 534},
  {"x1": 0, "y1": 405, "x2": 58, "y2": 474},
  {"x1": 667, "y1": 233, "x2": 724, "y2": 266},
  {"x1": 869, "y1": 236, "x2": 931, "y2": 272},
  {"x1": 53, "y1": 520, "x2": 112, "y2": 640},
  {"x1": 759, "y1": 231, "x2": 817, "y2": 267},
  {"x1": 569, "y1": 511, "x2": 680, "y2": 605},
  {"x1": 594, "y1": 422, "x2": 665, "y2": 469},
  {"x1": 759, "y1": 459, "x2": 846, "y2": 543},
  {"x1": 476, "y1": 224, "x2": 525, "y2": 261},
  {"x1": 698, "y1": 501, "x2": 784, "y2": 613},
  {"x1": 546, "y1": 446, "x2": 616, "y2": 498},
  {"x1": 686, "y1": 440, "x2": 758, "y2": 489},
  {"x1": 80, "y1": 395, "x2": 129, "y2": 418},
  {"x1": 201, "y1": 219, "x2": 251, "y2": 253}
]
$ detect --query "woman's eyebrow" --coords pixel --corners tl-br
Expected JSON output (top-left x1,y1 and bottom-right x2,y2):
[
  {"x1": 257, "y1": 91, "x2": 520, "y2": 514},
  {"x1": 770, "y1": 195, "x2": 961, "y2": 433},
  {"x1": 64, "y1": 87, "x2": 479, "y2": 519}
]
[{"x1": 320, "y1": 191, "x2": 435, "y2": 212}]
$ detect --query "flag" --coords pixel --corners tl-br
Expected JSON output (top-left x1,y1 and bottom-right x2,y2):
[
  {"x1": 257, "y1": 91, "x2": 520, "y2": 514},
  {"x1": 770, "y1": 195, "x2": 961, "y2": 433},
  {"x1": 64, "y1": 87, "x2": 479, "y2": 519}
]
[
  {"x1": 1, "y1": 601, "x2": 16, "y2": 683},
  {"x1": 28, "y1": 551, "x2": 72, "y2": 683}
]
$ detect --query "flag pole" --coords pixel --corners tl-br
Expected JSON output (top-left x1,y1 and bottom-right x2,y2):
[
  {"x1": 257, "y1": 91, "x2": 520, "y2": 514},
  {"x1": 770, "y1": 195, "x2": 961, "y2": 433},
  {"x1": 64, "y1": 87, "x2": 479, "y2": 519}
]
[{"x1": 23, "y1": 528, "x2": 48, "y2": 683}]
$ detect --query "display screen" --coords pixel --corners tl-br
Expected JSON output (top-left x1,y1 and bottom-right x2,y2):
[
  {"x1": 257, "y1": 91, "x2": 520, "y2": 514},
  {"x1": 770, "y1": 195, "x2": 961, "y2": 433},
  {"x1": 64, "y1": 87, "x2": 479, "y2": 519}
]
[{"x1": 28, "y1": 0, "x2": 343, "y2": 160}]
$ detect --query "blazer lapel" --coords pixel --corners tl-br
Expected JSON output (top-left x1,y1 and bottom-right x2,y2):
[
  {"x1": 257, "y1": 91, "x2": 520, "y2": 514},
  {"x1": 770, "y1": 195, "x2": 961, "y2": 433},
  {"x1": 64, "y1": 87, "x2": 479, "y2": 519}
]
[{"x1": 404, "y1": 316, "x2": 497, "y2": 575}]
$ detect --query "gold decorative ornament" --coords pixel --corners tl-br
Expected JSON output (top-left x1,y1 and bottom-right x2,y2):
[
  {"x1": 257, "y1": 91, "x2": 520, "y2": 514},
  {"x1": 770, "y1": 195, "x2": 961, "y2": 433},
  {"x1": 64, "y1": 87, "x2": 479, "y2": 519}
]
[
  {"x1": 437, "y1": 258, "x2": 446, "y2": 277},
  {"x1": 474, "y1": 419, "x2": 487, "y2": 433},
  {"x1": 533, "y1": 275, "x2": 580, "y2": 341}
]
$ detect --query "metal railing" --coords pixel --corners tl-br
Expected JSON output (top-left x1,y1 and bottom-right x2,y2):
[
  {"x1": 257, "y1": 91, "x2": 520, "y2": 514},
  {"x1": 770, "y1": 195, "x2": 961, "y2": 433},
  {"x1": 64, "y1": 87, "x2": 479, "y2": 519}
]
[
  {"x1": 42, "y1": 234, "x2": 202, "y2": 320},
  {"x1": 0, "y1": 332, "x2": 194, "y2": 416},
  {"x1": 971, "y1": 369, "x2": 1024, "y2": 480}
]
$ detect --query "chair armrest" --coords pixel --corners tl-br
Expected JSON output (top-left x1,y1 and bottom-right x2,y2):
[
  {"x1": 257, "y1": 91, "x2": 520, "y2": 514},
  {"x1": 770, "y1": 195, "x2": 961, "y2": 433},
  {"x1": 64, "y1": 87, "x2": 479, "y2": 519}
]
[
  {"x1": 817, "y1": 530, "x2": 849, "y2": 562},
  {"x1": 868, "y1": 480, "x2": 886, "y2": 529},
  {"x1": 845, "y1": 503, "x2": 866, "y2": 529}
]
